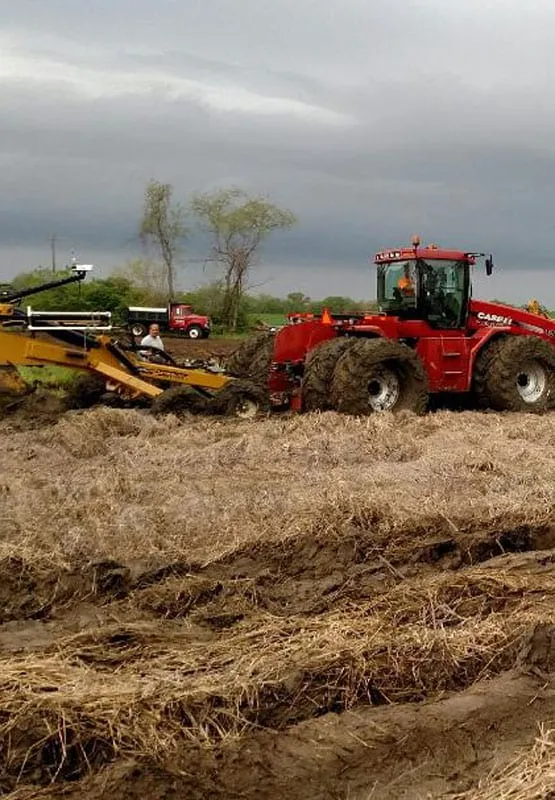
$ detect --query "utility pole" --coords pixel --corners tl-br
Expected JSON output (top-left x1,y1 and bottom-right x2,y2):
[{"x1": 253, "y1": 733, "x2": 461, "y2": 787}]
[{"x1": 50, "y1": 234, "x2": 57, "y2": 273}]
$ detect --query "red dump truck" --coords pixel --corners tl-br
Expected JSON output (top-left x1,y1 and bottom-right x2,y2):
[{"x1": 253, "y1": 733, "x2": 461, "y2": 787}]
[{"x1": 125, "y1": 303, "x2": 211, "y2": 339}]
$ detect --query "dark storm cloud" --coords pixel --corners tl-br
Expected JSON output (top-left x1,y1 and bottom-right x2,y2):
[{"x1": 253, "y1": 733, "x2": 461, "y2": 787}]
[{"x1": 1, "y1": 0, "x2": 555, "y2": 302}]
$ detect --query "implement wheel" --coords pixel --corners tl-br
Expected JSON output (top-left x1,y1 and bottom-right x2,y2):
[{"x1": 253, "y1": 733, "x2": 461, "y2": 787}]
[
  {"x1": 211, "y1": 380, "x2": 269, "y2": 419},
  {"x1": 473, "y1": 335, "x2": 555, "y2": 412},
  {"x1": 301, "y1": 337, "x2": 354, "y2": 411},
  {"x1": 330, "y1": 338, "x2": 429, "y2": 415}
]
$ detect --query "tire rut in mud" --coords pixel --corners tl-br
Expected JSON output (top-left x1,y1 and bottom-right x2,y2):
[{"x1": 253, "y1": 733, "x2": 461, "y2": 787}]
[
  {"x1": 3, "y1": 522, "x2": 554, "y2": 628},
  {"x1": 2, "y1": 522, "x2": 555, "y2": 794}
]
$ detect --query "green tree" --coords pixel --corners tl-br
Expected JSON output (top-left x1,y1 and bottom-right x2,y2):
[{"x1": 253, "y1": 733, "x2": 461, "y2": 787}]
[
  {"x1": 246, "y1": 293, "x2": 286, "y2": 316},
  {"x1": 311, "y1": 296, "x2": 363, "y2": 313},
  {"x1": 191, "y1": 187, "x2": 296, "y2": 331},
  {"x1": 139, "y1": 180, "x2": 187, "y2": 302},
  {"x1": 9, "y1": 268, "x2": 137, "y2": 322},
  {"x1": 284, "y1": 292, "x2": 311, "y2": 312},
  {"x1": 182, "y1": 281, "x2": 250, "y2": 331}
]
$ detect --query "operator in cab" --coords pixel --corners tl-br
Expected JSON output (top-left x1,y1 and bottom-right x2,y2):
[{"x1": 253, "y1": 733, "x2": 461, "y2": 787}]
[
  {"x1": 139, "y1": 323, "x2": 165, "y2": 360},
  {"x1": 397, "y1": 264, "x2": 415, "y2": 296}
]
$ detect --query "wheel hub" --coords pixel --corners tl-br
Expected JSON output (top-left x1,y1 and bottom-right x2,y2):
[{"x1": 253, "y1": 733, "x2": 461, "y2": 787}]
[
  {"x1": 235, "y1": 397, "x2": 259, "y2": 419},
  {"x1": 367, "y1": 367, "x2": 400, "y2": 411},
  {"x1": 516, "y1": 360, "x2": 547, "y2": 403}
]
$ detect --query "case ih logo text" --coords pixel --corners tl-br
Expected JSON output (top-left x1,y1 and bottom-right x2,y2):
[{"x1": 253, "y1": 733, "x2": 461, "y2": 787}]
[{"x1": 477, "y1": 311, "x2": 513, "y2": 326}]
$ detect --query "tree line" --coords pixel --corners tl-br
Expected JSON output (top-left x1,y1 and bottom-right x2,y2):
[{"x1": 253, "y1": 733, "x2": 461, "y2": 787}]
[
  {"x1": 5, "y1": 179, "x2": 377, "y2": 332},
  {"x1": 7, "y1": 179, "x2": 549, "y2": 330},
  {"x1": 6, "y1": 265, "x2": 373, "y2": 332}
]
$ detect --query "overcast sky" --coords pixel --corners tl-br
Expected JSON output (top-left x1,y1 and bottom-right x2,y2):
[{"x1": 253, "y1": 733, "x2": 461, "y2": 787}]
[{"x1": 1, "y1": 0, "x2": 555, "y2": 303}]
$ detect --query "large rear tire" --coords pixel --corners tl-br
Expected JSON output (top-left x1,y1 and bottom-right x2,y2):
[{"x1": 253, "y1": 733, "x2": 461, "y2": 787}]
[
  {"x1": 330, "y1": 338, "x2": 429, "y2": 415},
  {"x1": 223, "y1": 332, "x2": 274, "y2": 385},
  {"x1": 473, "y1": 335, "x2": 555, "y2": 412},
  {"x1": 301, "y1": 338, "x2": 354, "y2": 411}
]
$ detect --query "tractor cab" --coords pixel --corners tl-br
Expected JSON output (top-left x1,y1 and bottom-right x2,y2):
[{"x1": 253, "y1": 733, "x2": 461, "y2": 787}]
[{"x1": 374, "y1": 238, "x2": 493, "y2": 330}]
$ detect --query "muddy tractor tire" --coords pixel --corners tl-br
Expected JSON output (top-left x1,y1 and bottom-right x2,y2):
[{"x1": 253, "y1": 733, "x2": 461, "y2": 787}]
[
  {"x1": 473, "y1": 335, "x2": 555, "y2": 412},
  {"x1": 301, "y1": 337, "x2": 354, "y2": 411},
  {"x1": 64, "y1": 373, "x2": 107, "y2": 409},
  {"x1": 223, "y1": 332, "x2": 274, "y2": 384},
  {"x1": 330, "y1": 338, "x2": 429, "y2": 415},
  {"x1": 151, "y1": 385, "x2": 211, "y2": 417},
  {"x1": 211, "y1": 379, "x2": 269, "y2": 419}
]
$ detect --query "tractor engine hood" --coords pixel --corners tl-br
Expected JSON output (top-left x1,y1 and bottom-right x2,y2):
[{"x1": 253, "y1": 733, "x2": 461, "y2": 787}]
[{"x1": 468, "y1": 299, "x2": 555, "y2": 337}]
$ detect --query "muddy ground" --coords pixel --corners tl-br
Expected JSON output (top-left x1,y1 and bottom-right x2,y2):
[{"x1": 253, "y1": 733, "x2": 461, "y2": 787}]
[
  {"x1": 0, "y1": 407, "x2": 554, "y2": 799},
  {"x1": 152, "y1": 334, "x2": 240, "y2": 361}
]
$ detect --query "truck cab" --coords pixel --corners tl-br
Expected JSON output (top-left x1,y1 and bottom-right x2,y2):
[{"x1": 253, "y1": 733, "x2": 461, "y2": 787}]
[
  {"x1": 126, "y1": 304, "x2": 211, "y2": 339},
  {"x1": 168, "y1": 303, "x2": 211, "y2": 338}
]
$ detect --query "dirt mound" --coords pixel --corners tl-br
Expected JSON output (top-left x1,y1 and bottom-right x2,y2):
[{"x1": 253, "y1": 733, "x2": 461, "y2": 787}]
[
  {"x1": 0, "y1": 389, "x2": 66, "y2": 431},
  {"x1": 0, "y1": 408, "x2": 554, "y2": 798}
]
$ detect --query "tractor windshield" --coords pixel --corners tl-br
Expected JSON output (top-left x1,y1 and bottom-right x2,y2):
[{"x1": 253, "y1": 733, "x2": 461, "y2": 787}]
[
  {"x1": 378, "y1": 258, "x2": 468, "y2": 327},
  {"x1": 420, "y1": 259, "x2": 467, "y2": 328}
]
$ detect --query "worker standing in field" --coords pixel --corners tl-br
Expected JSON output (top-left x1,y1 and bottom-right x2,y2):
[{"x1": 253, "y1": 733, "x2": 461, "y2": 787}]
[{"x1": 139, "y1": 323, "x2": 165, "y2": 360}]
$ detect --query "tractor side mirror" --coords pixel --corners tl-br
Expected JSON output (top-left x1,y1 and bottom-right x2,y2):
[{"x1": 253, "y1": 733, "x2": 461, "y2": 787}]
[{"x1": 485, "y1": 256, "x2": 494, "y2": 276}]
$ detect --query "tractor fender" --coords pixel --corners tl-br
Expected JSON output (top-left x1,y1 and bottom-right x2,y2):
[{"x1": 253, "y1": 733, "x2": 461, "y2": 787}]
[
  {"x1": 467, "y1": 327, "x2": 509, "y2": 381},
  {"x1": 350, "y1": 325, "x2": 384, "y2": 338}
]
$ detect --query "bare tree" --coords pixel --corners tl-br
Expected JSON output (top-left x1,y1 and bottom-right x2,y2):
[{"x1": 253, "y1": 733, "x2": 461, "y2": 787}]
[
  {"x1": 113, "y1": 258, "x2": 168, "y2": 306},
  {"x1": 139, "y1": 180, "x2": 187, "y2": 301},
  {"x1": 191, "y1": 187, "x2": 296, "y2": 331}
]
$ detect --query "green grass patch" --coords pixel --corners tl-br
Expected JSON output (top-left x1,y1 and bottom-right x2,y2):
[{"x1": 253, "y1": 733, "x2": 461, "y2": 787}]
[
  {"x1": 211, "y1": 330, "x2": 249, "y2": 340},
  {"x1": 248, "y1": 313, "x2": 287, "y2": 326},
  {"x1": 17, "y1": 365, "x2": 79, "y2": 389}
]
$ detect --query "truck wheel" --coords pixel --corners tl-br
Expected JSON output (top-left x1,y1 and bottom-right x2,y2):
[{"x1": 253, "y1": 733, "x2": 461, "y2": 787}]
[
  {"x1": 151, "y1": 385, "x2": 210, "y2": 417},
  {"x1": 211, "y1": 379, "x2": 269, "y2": 419},
  {"x1": 301, "y1": 338, "x2": 354, "y2": 411},
  {"x1": 131, "y1": 323, "x2": 146, "y2": 337},
  {"x1": 224, "y1": 332, "x2": 274, "y2": 384},
  {"x1": 330, "y1": 338, "x2": 429, "y2": 415},
  {"x1": 473, "y1": 335, "x2": 555, "y2": 412},
  {"x1": 186, "y1": 325, "x2": 203, "y2": 340}
]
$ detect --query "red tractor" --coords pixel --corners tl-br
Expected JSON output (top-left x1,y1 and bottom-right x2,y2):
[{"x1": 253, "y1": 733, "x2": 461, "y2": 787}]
[{"x1": 247, "y1": 237, "x2": 555, "y2": 415}]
